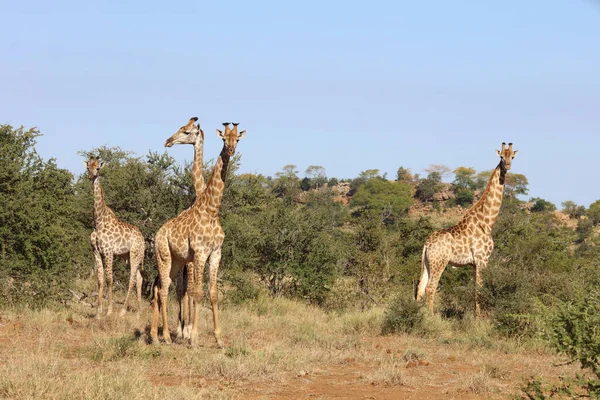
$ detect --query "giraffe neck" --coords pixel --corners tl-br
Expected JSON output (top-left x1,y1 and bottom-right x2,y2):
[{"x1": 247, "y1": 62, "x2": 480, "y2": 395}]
[
  {"x1": 470, "y1": 163, "x2": 506, "y2": 227},
  {"x1": 197, "y1": 145, "x2": 230, "y2": 217},
  {"x1": 92, "y1": 178, "x2": 108, "y2": 226},
  {"x1": 190, "y1": 136, "x2": 205, "y2": 196}
]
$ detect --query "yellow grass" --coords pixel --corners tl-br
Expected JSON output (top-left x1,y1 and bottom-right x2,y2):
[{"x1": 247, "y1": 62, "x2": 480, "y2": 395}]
[{"x1": 0, "y1": 282, "x2": 582, "y2": 399}]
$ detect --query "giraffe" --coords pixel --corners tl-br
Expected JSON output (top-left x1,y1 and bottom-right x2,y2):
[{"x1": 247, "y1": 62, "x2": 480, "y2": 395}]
[
  {"x1": 84, "y1": 157, "x2": 145, "y2": 318},
  {"x1": 415, "y1": 142, "x2": 518, "y2": 316},
  {"x1": 162, "y1": 116, "x2": 206, "y2": 341},
  {"x1": 151, "y1": 122, "x2": 246, "y2": 347}
]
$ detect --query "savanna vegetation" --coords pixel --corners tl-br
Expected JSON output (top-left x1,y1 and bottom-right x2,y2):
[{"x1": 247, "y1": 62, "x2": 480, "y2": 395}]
[{"x1": 2, "y1": 123, "x2": 600, "y2": 398}]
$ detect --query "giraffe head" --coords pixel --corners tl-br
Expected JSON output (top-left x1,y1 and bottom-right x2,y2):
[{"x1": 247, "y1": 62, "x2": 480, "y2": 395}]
[
  {"x1": 496, "y1": 142, "x2": 518, "y2": 171},
  {"x1": 217, "y1": 122, "x2": 246, "y2": 156},
  {"x1": 164, "y1": 117, "x2": 203, "y2": 148},
  {"x1": 83, "y1": 157, "x2": 104, "y2": 180}
]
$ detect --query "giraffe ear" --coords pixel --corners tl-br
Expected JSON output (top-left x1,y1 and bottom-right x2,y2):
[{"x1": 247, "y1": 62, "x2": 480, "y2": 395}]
[
  {"x1": 216, "y1": 129, "x2": 224, "y2": 139},
  {"x1": 512, "y1": 150, "x2": 518, "y2": 157},
  {"x1": 238, "y1": 130, "x2": 246, "y2": 140},
  {"x1": 99, "y1": 161, "x2": 105, "y2": 169},
  {"x1": 495, "y1": 150, "x2": 501, "y2": 157},
  {"x1": 83, "y1": 161, "x2": 88, "y2": 168}
]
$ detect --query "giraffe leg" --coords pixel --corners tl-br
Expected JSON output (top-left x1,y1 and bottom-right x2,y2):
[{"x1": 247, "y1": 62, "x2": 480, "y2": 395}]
[
  {"x1": 121, "y1": 250, "x2": 142, "y2": 316},
  {"x1": 150, "y1": 276, "x2": 161, "y2": 343},
  {"x1": 207, "y1": 248, "x2": 224, "y2": 348},
  {"x1": 473, "y1": 259, "x2": 488, "y2": 318},
  {"x1": 102, "y1": 253, "x2": 114, "y2": 316},
  {"x1": 94, "y1": 247, "x2": 104, "y2": 319},
  {"x1": 151, "y1": 234, "x2": 172, "y2": 344},
  {"x1": 135, "y1": 269, "x2": 143, "y2": 317},
  {"x1": 415, "y1": 246, "x2": 429, "y2": 302},
  {"x1": 189, "y1": 251, "x2": 210, "y2": 347},
  {"x1": 183, "y1": 263, "x2": 194, "y2": 341},
  {"x1": 425, "y1": 260, "x2": 447, "y2": 313},
  {"x1": 175, "y1": 265, "x2": 188, "y2": 341}
]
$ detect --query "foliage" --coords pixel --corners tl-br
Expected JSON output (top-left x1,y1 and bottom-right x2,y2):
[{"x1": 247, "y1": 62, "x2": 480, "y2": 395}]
[
  {"x1": 0, "y1": 125, "x2": 88, "y2": 306},
  {"x1": 351, "y1": 179, "x2": 414, "y2": 221},
  {"x1": 453, "y1": 166, "x2": 476, "y2": 190},
  {"x1": 588, "y1": 200, "x2": 600, "y2": 225},
  {"x1": 350, "y1": 169, "x2": 381, "y2": 193},
  {"x1": 381, "y1": 293, "x2": 426, "y2": 335},
  {"x1": 417, "y1": 171, "x2": 442, "y2": 201},
  {"x1": 561, "y1": 200, "x2": 586, "y2": 219},
  {"x1": 530, "y1": 197, "x2": 556, "y2": 213},
  {"x1": 304, "y1": 165, "x2": 327, "y2": 189},
  {"x1": 424, "y1": 164, "x2": 452, "y2": 181},
  {"x1": 504, "y1": 173, "x2": 529, "y2": 198},
  {"x1": 521, "y1": 292, "x2": 600, "y2": 399},
  {"x1": 396, "y1": 166, "x2": 412, "y2": 183}
]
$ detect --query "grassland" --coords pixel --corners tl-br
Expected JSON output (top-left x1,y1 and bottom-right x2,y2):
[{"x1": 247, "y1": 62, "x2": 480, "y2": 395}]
[{"x1": 0, "y1": 281, "x2": 579, "y2": 400}]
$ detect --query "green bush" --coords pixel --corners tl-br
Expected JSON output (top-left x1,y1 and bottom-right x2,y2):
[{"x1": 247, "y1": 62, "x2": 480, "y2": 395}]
[
  {"x1": 381, "y1": 293, "x2": 426, "y2": 335},
  {"x1": 521, "y1": 292, "x2": 600, "y2": 398}
]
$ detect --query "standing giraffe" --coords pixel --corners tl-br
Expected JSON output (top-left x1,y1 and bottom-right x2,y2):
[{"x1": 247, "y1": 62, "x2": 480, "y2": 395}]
[
  {"x1": 162, "y1": 116, "x2": 206, "y2": 341},
  {"x1": 85, "y1": 157, "x2": 145, "y2": 317},
  {"x1": 151, "y1": 122, "x2": 246, "y2": 346},
  {"x1": 415, "y1": 142, "x2": 518, "y2": 316}
]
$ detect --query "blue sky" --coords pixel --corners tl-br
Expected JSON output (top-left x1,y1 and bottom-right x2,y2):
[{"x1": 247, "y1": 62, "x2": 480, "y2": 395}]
[{"x1": 1, "y1": 1, "x2": 599, "y2": 207}]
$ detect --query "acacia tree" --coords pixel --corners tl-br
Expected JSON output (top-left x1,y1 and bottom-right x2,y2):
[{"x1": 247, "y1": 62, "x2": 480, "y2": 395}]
[
  {"x1": 424, "y1": 164, "x2": 452, "y2": 181},
  {"x1": 304, "y1": 165, "x2": 327, "y2": 189}
]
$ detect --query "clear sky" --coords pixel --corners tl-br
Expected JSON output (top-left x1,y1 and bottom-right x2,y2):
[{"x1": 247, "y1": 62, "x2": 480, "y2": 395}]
[{"x1": 1, "y1": 1, "x2": 599, "y2": 207}]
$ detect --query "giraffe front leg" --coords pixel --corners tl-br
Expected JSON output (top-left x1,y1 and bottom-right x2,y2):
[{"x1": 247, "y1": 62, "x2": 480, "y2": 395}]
[
  {"x1": 182, "y1": 263, "x2": 194, "y2": 341},
  {"x1": 189, "y1": 251, "x2": 209, "y2": 347},
  {"x1": 208, "y1": 248, "x2": 224, "y2": 348},
  {"x1": 473, "y1": 259, "x2": 488, "y2": 318},
  {"x1": 175, "y1": 265, "x2": 187, "y2": 341},
  {"x1": 120, "y1": 252, "x2": 140, "y2": 317},
  {"x1": 135, "y1": 269, "x2": 143, "y2": 317},
  {"x1": 103, "y1": 253, "x2": 115, "y2": 316},
  {"x1": 94, "y1": 249, "x2": 105, "y2": 319}
]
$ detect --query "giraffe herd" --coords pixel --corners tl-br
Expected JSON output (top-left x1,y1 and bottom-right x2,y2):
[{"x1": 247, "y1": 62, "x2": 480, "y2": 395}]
[{"x1": 86, "y1": 117, "x2": 516, "y2": 347}]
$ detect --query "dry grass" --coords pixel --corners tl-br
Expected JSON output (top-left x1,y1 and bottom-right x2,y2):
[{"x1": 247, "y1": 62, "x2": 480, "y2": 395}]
[{"x1": 0, "y1": 282, "x2": 583, "y2": 399}]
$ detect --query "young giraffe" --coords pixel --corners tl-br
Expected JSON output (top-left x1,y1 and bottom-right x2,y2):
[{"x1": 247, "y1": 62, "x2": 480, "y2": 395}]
[
  {"x1": 85, "y1": 157, "x2": 145, "y2": 318},
  {"x1": 151, "y1": 122, "x2": 246, "y2": 346},
  {"x1": 162, "y1": 116, "x2": 206, "y2": 341},
  {"x1": 415, "y1": 142, "x2": 518, "y2": 316}
]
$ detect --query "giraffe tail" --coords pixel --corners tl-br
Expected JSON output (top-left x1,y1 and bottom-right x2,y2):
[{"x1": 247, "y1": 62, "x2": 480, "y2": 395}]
[{"x1": 415, "y1": 244, "x2": 429, "y2": 301}]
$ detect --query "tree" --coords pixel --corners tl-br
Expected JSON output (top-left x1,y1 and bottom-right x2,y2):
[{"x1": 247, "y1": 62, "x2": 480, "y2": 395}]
[
  {"x1": 351, "y1": 179, "x2": 414, "y2": 221},
  {"x1": 530, "y1": 197, "x2": 556, "y2": 213},
  {"x1": 0, "y1": 125, "x2": 88, "y2": 305},
  {"x1": 417, "y1": 171, "x2": 442, "y2": 201},
  {"x1": 304, "y1": 165, "x2": 327, "y2": 189},
  {"x1": 350, "y1": 169, "x2": 381, "y2": 193},
  {"x1": 273, "y1": 164, "x2": 300, "y2": 197},
  {"x1": 453, "y1": 167, "x2": 476, "y2": 190},
  {"x1": 588, "y1": 200, "x2": 600, "y2": 225},
  {"x1": 504, "y1": 173, "x2": 529, "y2": 198},
  {"x1": 396, "y1": 166, "x2": 412, "y2": 183},
  {"x1": 424, "y1": 164, "x2": 452, "y2": 181},
  {"x1": 561, "y1": 200, "x2": 586, "y2": 219}
]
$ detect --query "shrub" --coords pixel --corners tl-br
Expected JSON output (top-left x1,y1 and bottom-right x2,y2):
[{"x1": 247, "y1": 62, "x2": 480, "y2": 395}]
[{"x1": 381, "y1": 293, "x2": 426, "y2": 335}]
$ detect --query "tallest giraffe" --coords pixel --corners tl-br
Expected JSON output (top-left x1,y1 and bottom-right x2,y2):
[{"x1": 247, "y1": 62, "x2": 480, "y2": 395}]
[{"x1": 415, "y1": 142, "x2": 518, "y2": 316}]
